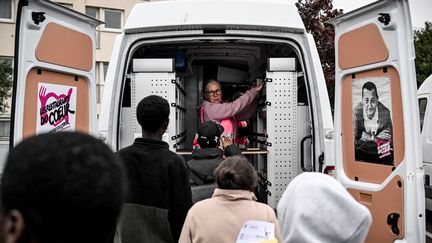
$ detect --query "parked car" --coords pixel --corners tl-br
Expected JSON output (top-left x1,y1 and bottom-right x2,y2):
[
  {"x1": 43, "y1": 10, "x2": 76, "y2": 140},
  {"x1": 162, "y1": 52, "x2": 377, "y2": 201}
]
[{"x1": 418, "y1": 74, "x2": 432, "y2": 210}]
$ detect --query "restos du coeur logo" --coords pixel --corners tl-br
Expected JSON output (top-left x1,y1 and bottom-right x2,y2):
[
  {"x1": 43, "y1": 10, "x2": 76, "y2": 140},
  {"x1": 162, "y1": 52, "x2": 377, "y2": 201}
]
[{"x1": 37, "y1": 83, "x2": 77, "y2": 134}]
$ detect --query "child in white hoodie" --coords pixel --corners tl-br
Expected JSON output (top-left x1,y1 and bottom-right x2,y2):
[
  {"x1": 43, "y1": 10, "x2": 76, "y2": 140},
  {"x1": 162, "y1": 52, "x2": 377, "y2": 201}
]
[{"x1": 277, "y1": 173, "x2": 372, "y2": 243}]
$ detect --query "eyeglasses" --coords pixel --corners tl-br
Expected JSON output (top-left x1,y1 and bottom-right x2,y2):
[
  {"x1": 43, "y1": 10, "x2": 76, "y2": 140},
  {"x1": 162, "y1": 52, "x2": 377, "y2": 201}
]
[{"x1": 206, "y1": 89, "x2": 222, "y2": 96}]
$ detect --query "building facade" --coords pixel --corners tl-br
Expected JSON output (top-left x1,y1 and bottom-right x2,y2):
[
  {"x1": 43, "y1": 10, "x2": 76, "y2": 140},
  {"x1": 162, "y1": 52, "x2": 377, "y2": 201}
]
[{"x1": 0, "y1": 0, "x2": 149, "y2": 140}]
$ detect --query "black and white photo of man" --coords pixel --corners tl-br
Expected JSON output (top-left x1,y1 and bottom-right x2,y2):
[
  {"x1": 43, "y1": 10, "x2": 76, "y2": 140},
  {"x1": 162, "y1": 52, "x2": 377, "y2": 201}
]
[{"x1": 353, "y1": 78, "x2": 393, "y2": 165}]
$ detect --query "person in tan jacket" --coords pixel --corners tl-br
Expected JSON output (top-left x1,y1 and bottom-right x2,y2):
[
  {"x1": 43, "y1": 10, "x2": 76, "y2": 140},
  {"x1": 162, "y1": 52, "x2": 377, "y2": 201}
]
[{"x1": 179, "y1": 156, "x2": 281, "y2": 243}]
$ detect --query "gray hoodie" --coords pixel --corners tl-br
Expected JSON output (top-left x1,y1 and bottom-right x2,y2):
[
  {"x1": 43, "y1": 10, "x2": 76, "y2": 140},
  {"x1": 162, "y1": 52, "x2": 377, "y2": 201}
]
[{"x1": 276, "y1": 173, "x2": 372, "y2": 243}]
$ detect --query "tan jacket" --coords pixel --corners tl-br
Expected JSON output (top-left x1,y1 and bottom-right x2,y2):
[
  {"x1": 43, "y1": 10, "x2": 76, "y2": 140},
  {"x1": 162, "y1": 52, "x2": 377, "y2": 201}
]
[{"x1": 179, "y1": 188, "x2": 281, "y2": 243}]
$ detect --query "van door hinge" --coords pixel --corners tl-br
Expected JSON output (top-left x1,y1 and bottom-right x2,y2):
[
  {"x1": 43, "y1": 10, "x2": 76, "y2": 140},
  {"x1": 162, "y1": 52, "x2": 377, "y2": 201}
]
[
  {"x1": 32, "y1": 12, "x2": 46, "y2": 25},
  {"x1": 264, "y1": 78, "x2": 272, "y2": 83}
]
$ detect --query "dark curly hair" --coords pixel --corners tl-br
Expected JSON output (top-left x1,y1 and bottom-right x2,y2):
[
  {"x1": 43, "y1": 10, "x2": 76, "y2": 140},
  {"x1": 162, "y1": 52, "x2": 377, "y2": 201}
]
[
  {"x1": 362, "y1": 81, "x2": 378, "y2": 99},
  {"x1": 214, "y1": 156, "x2": 258, "y2": 191},
  {"x1": 1, "y1": 132, "x2": 127, "y2": 243},
  {"x1": 136, "y1": 95, "x2": 170, "y2": 133}
]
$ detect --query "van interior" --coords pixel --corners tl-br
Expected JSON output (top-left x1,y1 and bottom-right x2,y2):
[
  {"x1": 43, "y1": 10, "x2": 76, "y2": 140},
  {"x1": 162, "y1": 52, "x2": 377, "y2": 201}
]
[{"x1": 119, "y1": 40, "x2": 313, "y2": 203}]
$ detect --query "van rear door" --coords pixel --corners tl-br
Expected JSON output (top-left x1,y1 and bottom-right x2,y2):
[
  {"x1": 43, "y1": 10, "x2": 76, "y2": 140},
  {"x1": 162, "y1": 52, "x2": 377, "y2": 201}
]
[
  {"x1": 11, "y1": 0, "x2": 101, "y2": 146},
  {"x1": 330, "y1": 0, "x2": 425, "y2": 242}
]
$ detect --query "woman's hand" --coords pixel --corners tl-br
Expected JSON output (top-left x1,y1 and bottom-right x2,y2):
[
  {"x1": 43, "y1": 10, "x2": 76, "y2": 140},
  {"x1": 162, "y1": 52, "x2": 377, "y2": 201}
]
[{"x1": 254, "y1": 83, "x2": 264, "y2": 92}]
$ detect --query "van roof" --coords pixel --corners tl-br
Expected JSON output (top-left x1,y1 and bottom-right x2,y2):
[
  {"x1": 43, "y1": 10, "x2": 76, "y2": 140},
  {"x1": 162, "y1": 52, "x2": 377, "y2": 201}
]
[
  {"x1": 124, "y1": 0, "x2": 305, "y2": 33},
  {"x1": 418, "y1": 74, "x2": 432, "y2": 95}
]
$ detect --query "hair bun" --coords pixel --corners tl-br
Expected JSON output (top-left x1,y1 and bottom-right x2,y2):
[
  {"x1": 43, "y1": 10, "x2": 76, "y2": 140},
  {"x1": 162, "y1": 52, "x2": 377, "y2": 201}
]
[{"x1": 221, "y1": 168, "x2": 235, "y2": 180}]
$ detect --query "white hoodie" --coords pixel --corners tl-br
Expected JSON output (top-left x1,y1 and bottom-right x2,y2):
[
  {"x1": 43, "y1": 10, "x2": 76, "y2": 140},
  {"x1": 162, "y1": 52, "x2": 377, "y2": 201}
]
[{"x1": 276, "y1": 173, "x2": 372, "y2": 243}]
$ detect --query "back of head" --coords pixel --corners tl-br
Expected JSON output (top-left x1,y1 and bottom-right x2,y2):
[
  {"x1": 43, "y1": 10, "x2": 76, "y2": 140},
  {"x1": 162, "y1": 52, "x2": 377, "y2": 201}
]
[
  {"x1": 136, "y1": 95, "x2": 170, "y2": 133},
  {"x1": 276, "y1": 173, "x2": 372, "y2": 243},
  {"x1": 1, "y1": 132, "x2": 127, "y2": 243},
  {"x1": 197, "y1": 121, "x2": 224, "y2": 148},
  {"x1": 214, "y1": 156, "x2": 257, "y2": 191}
]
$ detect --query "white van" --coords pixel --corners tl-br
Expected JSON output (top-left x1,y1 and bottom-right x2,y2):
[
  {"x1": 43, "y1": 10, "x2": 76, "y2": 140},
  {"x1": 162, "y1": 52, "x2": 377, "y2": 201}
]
[
  {"x1": 12, "y1": 0, "x2": 424, "y2": 242},
  {"x1": 418, "y1": 74, "x2": 432, "y2": 210}
]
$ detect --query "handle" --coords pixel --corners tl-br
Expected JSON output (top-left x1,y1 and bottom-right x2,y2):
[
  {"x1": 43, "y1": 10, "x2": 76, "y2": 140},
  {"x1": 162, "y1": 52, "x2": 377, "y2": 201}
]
[{"x1": 300, "y1": 135, "x2": 313, "y2": 172}]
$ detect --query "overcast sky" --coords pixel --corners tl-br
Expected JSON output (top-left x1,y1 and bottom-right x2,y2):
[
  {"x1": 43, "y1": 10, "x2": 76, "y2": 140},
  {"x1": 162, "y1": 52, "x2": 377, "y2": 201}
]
[{"x1": 287, "y1": 0, "x2": 432, "y2": 29}]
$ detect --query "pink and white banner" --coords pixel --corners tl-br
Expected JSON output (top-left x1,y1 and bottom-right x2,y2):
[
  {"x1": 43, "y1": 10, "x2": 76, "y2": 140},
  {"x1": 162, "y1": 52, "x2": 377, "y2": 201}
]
[{"x1": 37, "y1": 83, "x2": 77, "y2": 134}]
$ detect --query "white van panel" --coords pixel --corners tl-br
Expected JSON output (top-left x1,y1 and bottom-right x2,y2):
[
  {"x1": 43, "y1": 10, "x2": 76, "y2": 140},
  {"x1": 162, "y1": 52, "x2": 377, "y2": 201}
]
[
  {"x1": 12, "y1": 0, "x2": 100, "y2": 145},
  {"x1": 266, "y1": 70, "x2": 297, "y2": 207},
  {"x1": 133, "y1": 59, "x2": 175, "y2": 73},
  {"x1": 99, "y1": 34, "x2": 125, "y2": 140},
  {"x1": 418, "y1": 75, "x2": 432, "y2": 210},
  {"x1": 267, "y1": 58, "x2": 296, "y2": 72},
  {"x1": 124, "y1": 0, "x2": 304, "y2": 32},
  {"x1": 130, "y1": 71, "x2": 177, "y2": 150},
  {"x1": 99, "y1": 18, "x2": 333, "y2": 206},
  {"x1": 331, "y1": 0, "x2": 424, "y2": 241},
  {"x1": 419, "y1": 76, "x2": 432, "y2": 167},
  {"x1": 418, "y1": 75, "x2": 432, "y2": 95},
  {"x1": 304, "y1": 34, "x2": 334, "y2": 169}
]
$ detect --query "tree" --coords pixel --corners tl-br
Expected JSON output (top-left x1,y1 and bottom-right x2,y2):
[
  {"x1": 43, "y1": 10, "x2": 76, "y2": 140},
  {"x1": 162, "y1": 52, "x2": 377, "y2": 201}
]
[
  {"x1": 414, "y1": 21, "x2": 432, "y2": 87},
  {"x1": 295, "y1": 0, "x2": 343, "y2": 107},
  {"x1": 0, "y1": 60, "x2": 13, "y2": 113}
]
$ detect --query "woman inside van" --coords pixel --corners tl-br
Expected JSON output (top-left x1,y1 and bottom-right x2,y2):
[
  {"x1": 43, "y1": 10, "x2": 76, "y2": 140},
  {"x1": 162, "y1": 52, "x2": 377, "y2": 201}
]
[
  {"x1": 179, "y1": 155, "x2": 281, "y2": 243},
  {"x1": 196, "y1": 79, "x2": 263, "y2": 145}
]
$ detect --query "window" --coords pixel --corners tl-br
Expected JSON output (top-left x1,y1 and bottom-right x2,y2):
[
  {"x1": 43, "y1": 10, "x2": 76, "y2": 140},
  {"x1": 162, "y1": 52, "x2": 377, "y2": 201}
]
[
  {"x1": 58, "y1": 3, "x2": 73, "y2": 9},
  {"x1": 95, "y1": 62, "x2": 108, "y2": 103},
  {"x1": 103, "y1": 62, "x2": 109, "y2": 81},
  {"x1": 419, "y1": 98, "x2": 428, "y2": 132},
  {"x1": 85, "y1": 6, "x2": 99, "y2": 19},
  {"x1": 94, "y1": 62, "x2": 109, "y2": 104},
  {"x1": 0, "y1": 120, "x2": 10, "y2": 140},
  {"x1": 85, "y1": 7, "x2": 101, "y2": 48},
  {"x1": 86, "y1": 7, "x2": 123, "y2": 31},
  {"x1": 103, "y1": 9, "x2": 123, "y2": 30},
  {"x1": 96, "y1": 62, "x2": 101, "y2": 103},
  {"x1": 0, "y1": 0, "x2": 13, "y2": 21}
]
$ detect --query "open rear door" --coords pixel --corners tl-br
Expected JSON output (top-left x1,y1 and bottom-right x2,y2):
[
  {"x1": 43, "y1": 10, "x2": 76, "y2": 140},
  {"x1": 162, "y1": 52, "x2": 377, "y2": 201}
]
[
  {"x1": 329, "y1": 0, "x2": 425, "y2": 242},
  {"x1": 11, "y1": 0, "x2": 101, "y2": 146}
]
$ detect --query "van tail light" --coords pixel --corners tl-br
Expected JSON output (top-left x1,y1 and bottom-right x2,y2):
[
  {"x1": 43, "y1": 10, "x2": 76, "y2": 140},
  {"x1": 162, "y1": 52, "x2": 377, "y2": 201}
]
[{"x1": 324, "y1": 166, "x2": 336, "y2": 178}]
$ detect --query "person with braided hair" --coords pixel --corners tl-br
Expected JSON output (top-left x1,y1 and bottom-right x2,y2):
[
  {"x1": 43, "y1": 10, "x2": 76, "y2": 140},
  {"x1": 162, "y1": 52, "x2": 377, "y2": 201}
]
[{"x1": 179, "y1": 156, "x2": 281, "y2": 243}]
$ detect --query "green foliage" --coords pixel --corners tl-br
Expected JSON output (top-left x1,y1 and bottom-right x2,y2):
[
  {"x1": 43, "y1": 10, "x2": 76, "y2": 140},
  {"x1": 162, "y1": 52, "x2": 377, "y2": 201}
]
[
  {"x1": 296, "y1": 0, "x2": 343, "y2": 107},
  {"x1": 415, "y1": 21, "x2": 432, "y2": 87},
  {"x1": 0, "y1": 60, "x2": 13, "y2": 113}
]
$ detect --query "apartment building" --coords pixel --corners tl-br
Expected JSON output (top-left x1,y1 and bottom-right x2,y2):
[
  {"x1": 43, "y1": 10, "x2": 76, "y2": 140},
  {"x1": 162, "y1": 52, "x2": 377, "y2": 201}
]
[{"x1": 0, "y1": 0, "x2": 149, "y2": 140}]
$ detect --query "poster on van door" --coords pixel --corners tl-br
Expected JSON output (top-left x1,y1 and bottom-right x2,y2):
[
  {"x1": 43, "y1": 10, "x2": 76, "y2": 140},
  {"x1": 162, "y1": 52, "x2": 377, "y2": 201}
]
[
  {"x1": 352, "y1": 77, "x2": 394, "y2": 165},
  {"x1": 37, "y1": 83, "x2": 77, "y2": 134}
]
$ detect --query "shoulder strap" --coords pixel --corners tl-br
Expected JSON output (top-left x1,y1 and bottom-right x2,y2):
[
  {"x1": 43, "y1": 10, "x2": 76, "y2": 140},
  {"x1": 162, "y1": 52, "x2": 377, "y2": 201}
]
[{"x1": 200, "y1": 106, "x2": 205, "y2": 123}]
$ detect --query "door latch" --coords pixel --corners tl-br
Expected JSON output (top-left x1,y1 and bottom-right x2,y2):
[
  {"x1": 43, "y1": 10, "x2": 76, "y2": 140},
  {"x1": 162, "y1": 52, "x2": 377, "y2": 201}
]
[
  {"x1": 32, "y1": 12, "x2": 46, "y2": 25},
  {"x1": 378, "y1": 13, "x2": 391, "y2": 26}
]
